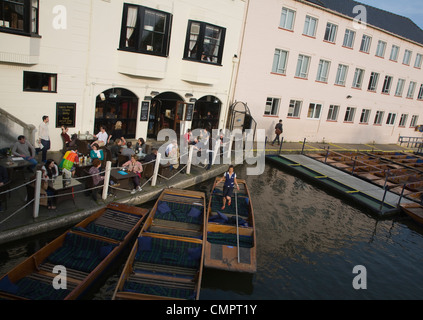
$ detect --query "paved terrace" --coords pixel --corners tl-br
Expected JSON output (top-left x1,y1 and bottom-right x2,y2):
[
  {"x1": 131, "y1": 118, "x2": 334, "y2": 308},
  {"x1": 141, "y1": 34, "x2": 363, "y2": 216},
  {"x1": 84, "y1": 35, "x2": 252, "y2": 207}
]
[{"x1": 0, "y1": 138, "x2": 419, "y2": 245}]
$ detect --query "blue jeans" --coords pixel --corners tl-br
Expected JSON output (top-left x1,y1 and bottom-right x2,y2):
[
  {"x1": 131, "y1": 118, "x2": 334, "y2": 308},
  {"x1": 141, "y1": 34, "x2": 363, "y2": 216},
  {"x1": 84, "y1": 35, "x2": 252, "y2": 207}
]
[
  {"x1": 40, "y1": 139, "x2": 50, "y2": 162},
  {"x1": 24, "y1": 156, "x2": 38, "y2": 169}
]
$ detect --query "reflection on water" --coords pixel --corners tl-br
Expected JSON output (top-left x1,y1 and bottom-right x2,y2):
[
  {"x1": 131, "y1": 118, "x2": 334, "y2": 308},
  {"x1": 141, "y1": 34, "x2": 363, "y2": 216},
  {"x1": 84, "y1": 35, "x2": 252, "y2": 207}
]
[{"x1": 1, "y1": 163, "x2": 423, "y2": 300}]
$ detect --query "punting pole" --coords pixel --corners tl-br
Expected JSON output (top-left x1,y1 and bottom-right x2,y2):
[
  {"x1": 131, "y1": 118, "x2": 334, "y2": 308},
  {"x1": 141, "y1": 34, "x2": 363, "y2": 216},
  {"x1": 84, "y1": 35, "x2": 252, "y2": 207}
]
[{"x1": 235, "y1": 190, "x2": 240, "y2": 263}]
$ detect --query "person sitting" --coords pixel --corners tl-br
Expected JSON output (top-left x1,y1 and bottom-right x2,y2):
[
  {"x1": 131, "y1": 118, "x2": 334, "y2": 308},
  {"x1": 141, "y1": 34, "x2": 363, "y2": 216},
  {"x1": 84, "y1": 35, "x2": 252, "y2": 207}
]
[
  {"x1": 90, "y1": 143, "x2": 104, "y2": 161},
  {"x1": 184, "y1": 129, "x2": 197, "y2": 146},
  {"x1": 107, "y1": 121, "x2": 124, "y2": 145},
  {"x1": 68, "y1": 133, "x2": 78, "y2": 148},
  {"x1": 88, "y1": 158, "x2": 104, "y2": 201},
  {"x1": 122, "y1": 154, "x2": 143, "y2": 194},
  {"x1": 41, "y1": 159, "x2": 58, "y2": 210},
  {"x1": 92, "y1": 125, "x2": 108, "y2": 147},
  {"x1": 121, "y1": 141, "x2": 135, "y2": 158},
  {"x1": 59, "y1": 150, "x2": 79, "y2": 176},
  {"x1": 135, "y1": 138, "x2": 147, "y2": 158},
  {"x1": 11, "y1": 135, "x2": 38, "y2": 169},
  {"x1": 144, "y1": 148, "x2": 158, "y2": 163},
  {"x1": 109, "y1": 138, "x2": 123, "y2": 163}
]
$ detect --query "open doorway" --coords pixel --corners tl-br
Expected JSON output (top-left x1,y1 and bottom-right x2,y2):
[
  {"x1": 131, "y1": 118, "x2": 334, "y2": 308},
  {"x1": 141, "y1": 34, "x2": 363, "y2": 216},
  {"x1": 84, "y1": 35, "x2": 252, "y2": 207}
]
[{"x1": 191, "y1": 95, "x2": 221, "y2": 130}]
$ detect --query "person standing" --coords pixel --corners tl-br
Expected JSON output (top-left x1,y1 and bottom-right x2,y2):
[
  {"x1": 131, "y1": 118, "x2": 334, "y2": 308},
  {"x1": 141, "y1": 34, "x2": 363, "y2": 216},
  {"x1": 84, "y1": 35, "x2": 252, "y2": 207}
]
[
  {"x1": 38, "y1": 115, "x2": 51, "y2": 162},
  {"x1": 272, "y1": 119, "x2": 283, "y2": 146},
  {"x1": 11, "y1": 135, "x2": 38, "y2": 169},
  {"x1": 215, "y1": 165, "x2": 239, "y2": 210}
]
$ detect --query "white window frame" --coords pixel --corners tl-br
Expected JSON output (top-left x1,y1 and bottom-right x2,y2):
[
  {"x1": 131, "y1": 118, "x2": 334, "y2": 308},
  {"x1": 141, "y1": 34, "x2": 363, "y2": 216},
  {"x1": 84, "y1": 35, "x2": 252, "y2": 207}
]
[
  {"x1": 367, "y1": 72, "x2": 379, "y2": 91},
  {"x1": 382, "y1": 76, "x2": 393, "y2": 94},
  {"x1": 403, "y1": 49, "x2": 412, "y2": 65},
  {"x1": 407, "y1": 81, "x2": 416, "y2": 99},
  {"x1": 395, "y1": 78, "x2": 405, "y2": 97},
  {"x1": 303, "y1": 15, "x2": 318, "y2": 37},
  {"x1": 280, "y1": 7, "x2": 296, "y2": 30},
  {"x1": 295, "y1": 54, "x2": 311, "y2": 79},
  {"x1": 386, "y1": 113, "x2": 397, "y2": 125},
  {"x1": 352, "y1": 68, "x2": 365, "y2": 89},
  {"x1": 344, "y1": 107, "x2": 356, "y2": 122},
  {"x1": 390, "y1": 45, "x2": 400, "y2": 61},
  {"x1": 360, "y1": 34, "x2": 372, "y2": 53},
  {"x1": 327, "y1": 105, "x2": 339, "y2": 121},
  {"x1": 374, "y1": 111, "x2": 384, "y2": 125},
  {"x1": 288, "y1": 100, "x2": 302, "y2": 118},
  {"x1": 343, "y1": 29, "x2": 355, "y2": 48},
  {"x1": 264, "y1": 97, "x2": 280, "y2": 116},
  {"x1": 360, "y1": 109, "x2": 371, "y2": 124},
  {"x1": 324, "y1": 22, "x2": 337, "y2": 43},
  {"x1": 375, "y1": 40, "x2": 386, "y2": 58},
  {"x1": 399, "y1": 114, "x2": 408, "y2": 127},
  {"x1": 410, "y1": 115, "x2": 419, "y2": 127},
  {"x1": 307, "y1": 103, "x2": 322, "y2": 119},
  {"x1": 415, "y1": 53, "x2": 423, "y2": 68},
  {"x1": 335, "y1": 64, "x2": 348, "y2": 86},
  {"x1": 316, "y1": 59, "x2": 330, "y2": 82},
  {"x1": 272, "y1": 49, "x2": 288, "y2": 75}
]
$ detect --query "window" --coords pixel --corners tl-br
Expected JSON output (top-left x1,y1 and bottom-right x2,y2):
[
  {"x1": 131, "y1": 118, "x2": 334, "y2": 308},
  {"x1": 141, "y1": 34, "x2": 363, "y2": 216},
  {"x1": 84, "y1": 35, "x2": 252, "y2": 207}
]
[
  {"x1": 316, "y1": 59, "x2": 330, "y2": 82},
  {"x1": 390, "y1": 45, "x2": 400, "y2": 61},
  {"x1": 382, "y1": 76, "x2": 393, "y2": 94},
  {"x1": 303, "y1": 15, "x2": 317, "y2": 37},
  {"x1": 307, "y1": 103, "x2": 322, "y2": 119},
  {"x1": 0, "y1": 0, "x2": 39, "y2": 34},
  {"x1": 23, "y1": 71, "x2": 57, "y2": 92},
  {"x1": 374, "y1": 111, "x2": 384, "y2": 125},
  {"x1": 352, "y1": 68, "x2": 365, "y2": 89},
  {"x1": 399, "y1": 114, "x2": 408, "y2": 127},
  {"x1": 184, "y1": 20, "x2": 226, "y2": 64},
  {"x1": 280, "y1": 7, "x2": 295, "y2": 30},
  {"x1": 360, "y1": 35, "x2": 372, "y2": 53},
  {"x1": 386, "y1": 113, "x2": 397, "y2": 125},
  {"x1": 335, "y1": 64, "x2": 348, "y2": 86},
  {"x1": 324, "y1": 22, "x2": 337, "y2": 43},
  {"x1": 119, "y1": 4, "x2": 172, "y2": 56},
  {"x1": 375, "y1": 40, "x2": 386, "y2": 58},
  {"x1": 415, "y1": 54, "x2": 423, "y2": 68},
  {"x1": 403, "y1": 50, "x2": 412, "y2": 65},
  {"x1": 295, "y1": 54, "x2": 310, "y2": 79},
  {"x1": 395, "y1": 79, "x2": 405, "y2": 97},
  {"x1": 272, "y1": 49, "x2": 288, "y2": 75},
  {"x1": 407, "y1": 81, "x2": 416, "y2": 99},
  {"x1": 360, "y1": 109, "x2": 371, "y2": 124},
  {"x1": 344, "y1": 107, "x2": 356, "y2": 122},
  {"x1": 327, "y1": 105, "x2": 339, "y2": 121},
  {"x1": 343, "y1": 29, "x2": 355, "y2": 48},
  {"x1": 264, "y1": 97, "x2": 280, "y2": 116},
  {"x1": 418, "y1": 84, "x2": 423, "y2": 100},
  {"x1": 288, "y1": 100, "x2": 302, "y2": 117},
  {"x1": 367, "y1": 72, "x2": 379, "y2": 91},
  {"x1": 410, "y1": 115, "x2": 419, "y2": 127}
]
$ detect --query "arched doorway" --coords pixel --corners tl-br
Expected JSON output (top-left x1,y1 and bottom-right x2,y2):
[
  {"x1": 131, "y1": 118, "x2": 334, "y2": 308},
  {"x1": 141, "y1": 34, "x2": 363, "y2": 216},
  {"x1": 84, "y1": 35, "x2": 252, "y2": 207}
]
[
  {"x1": 191, "y1": 95, "x2": 221, "y2": 130},
  {"x1": 147, "y1": 92, "x2": 185, "y2": 138},
  {"x1": 94, "y1": 88, "x2": 138, "y2": 139}
]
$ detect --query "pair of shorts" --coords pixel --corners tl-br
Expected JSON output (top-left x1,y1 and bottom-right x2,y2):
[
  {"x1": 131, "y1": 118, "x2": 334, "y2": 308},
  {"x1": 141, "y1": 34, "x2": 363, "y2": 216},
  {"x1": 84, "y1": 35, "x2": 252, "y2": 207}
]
[{"x1": 223, "y1": 186, "x2": 234, "y2": 198}]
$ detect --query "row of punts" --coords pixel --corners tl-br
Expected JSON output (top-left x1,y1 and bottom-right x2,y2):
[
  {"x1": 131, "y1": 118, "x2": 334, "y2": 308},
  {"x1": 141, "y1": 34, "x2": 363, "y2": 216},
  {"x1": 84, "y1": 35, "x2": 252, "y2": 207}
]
[{"x1": 0, "y1": 178, "x2": 256, "y2": 300}]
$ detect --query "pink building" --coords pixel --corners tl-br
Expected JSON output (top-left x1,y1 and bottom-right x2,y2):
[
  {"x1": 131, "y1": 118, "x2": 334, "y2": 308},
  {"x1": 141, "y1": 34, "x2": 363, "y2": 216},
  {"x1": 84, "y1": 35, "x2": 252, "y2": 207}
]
[{"x1": 233, "y1": 0, "x2": 423, "y2": 144}]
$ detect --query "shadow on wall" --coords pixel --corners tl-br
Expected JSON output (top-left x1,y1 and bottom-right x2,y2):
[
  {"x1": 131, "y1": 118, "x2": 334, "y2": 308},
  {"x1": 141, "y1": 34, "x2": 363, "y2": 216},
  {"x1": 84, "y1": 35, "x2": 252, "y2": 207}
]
[{"x1": 0, "y1": 108, "x2": 36, "y2": 149}]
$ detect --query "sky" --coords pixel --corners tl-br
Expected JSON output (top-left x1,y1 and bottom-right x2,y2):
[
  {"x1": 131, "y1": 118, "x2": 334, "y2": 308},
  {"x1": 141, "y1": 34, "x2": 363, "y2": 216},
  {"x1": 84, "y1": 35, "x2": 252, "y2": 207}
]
[{"x1": 357, "y1": 0, "x2": 423, "y2": 30}]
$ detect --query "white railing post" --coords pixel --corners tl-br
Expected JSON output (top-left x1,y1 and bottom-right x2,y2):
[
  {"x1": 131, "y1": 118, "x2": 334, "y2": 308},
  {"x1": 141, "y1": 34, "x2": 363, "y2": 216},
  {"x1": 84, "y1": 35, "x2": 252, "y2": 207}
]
[
  {"x1": 186, "y1": 145, "x2": 194, "y2": 174},
  {"x1": 152, "y1": 152, "x2": 161, "y2": 186},
  {"x1": 226, "y1": 134, "x2": 234, "y2": 161},
  {"x1": 33, "y1": 170, "x2": 41, "y2": 219},
  {"x1": 212, "y1": 139, "x2": 220, "y2": 165},
  {"x1": 102, "y1": 161, "x2": 111, "y2": 200}
]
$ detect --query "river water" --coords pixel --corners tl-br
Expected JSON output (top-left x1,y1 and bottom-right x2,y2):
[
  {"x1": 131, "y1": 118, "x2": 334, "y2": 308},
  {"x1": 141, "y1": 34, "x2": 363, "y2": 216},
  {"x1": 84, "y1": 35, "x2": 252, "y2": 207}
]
[{"x1": 1, "y1": 162, "x2": 423, "y2": 300}]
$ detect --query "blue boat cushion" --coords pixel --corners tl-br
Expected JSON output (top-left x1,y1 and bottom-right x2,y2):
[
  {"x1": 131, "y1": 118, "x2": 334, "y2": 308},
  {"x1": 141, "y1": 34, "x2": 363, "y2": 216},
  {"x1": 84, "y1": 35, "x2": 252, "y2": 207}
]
[
  {"x1": 135, "y1": 237, "x2": 202, "y2": 269},
  {"x1": 207, "y1": 232, "x2": 254, "y2": 248},
  {"x1": 0, "y1": 275, "x2": 18, "y2": 295},
  {"x1": 155, "y1": 201, "x2": 203, "y2": 225},
  {"x1": 73, "y1": 223, "x2": 129, "y2": 242},
  {"x1": 138, "y1": 236, "x2": 152, "y2": 252},
  {"x1": 208, "y1": 210, "x2": 229, "y2": 223},
  {"x1": 123, "y1": 282, "x2": 196, "y2": 300},
  {"x1": 47, "y1": 233, "x2": 118, "y2": 273},
  {"x1": 211, "y1": 192, "x2": 249, "y2": 217},
  {"x1": 13, "y1": 277, "x2": 71, "y2": 300}
]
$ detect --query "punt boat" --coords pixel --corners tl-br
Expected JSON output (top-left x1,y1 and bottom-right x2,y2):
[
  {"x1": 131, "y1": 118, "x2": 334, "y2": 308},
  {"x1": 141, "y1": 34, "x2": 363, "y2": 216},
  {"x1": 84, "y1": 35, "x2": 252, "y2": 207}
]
[
  {"x1": 204, "y1": 178, "x2": 256, "y2": 273},
  {"x1": 112, "y1": 188, "x2": 206, "y2": 300},
  {"x1": 0, "y1": 203, "x2": 148, "y2": 300},
  {"x1": 400, "y1": 202, "x2": 423, "y2": 225}
]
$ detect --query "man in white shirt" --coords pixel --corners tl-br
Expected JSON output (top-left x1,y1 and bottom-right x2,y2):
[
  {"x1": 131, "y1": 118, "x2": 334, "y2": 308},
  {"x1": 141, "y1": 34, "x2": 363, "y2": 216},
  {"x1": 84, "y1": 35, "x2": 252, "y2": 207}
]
[
  {"x1": 92, "y1": 125, "x2": 108, "y2": 147},
  {"x1": 38, "y1": 115, "x2": 50, "y2": 162}
]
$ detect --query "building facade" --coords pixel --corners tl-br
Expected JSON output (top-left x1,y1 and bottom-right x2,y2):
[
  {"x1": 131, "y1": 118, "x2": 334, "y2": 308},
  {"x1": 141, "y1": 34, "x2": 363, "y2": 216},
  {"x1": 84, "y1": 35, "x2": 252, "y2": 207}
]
[
  {"x1": 0, "y1": 0, "x2": 246, "y2": 150},
  {"x1": 233, "y1": 0, "x2": 423, "y2": 144}
]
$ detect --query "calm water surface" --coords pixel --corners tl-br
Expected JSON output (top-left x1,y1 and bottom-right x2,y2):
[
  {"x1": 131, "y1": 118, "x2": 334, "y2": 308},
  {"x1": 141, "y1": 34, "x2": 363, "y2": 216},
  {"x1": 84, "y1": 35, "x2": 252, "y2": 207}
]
[{"x1": 1, "y1": 163, "x2": 423, "y2": 300}]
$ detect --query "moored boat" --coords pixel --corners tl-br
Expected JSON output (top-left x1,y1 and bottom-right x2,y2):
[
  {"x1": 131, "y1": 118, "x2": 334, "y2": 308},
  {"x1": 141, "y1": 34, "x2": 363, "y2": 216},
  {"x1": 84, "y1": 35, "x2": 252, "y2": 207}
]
[
  {"x1": 400, "y1": 202, "x2": 423, "y2": 225},
  {"x1": 204, "y1": 177, "x2": 256, "y2": 273},
  {"x1": 112, "y1": 188, "x2": 206, "y2": 300},
  {"x1": 0, "y1": 203, "x2": 148, "y2": 300}
]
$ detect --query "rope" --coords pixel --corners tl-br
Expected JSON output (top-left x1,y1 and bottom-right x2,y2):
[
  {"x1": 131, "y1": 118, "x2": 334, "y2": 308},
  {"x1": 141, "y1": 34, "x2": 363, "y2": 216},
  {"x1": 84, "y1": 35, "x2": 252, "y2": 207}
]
[
  {"x1": 157, "y1": 164, "x2": 187, "y2": 181},
  {"x1": 0, "y1": 178, "x2": 36, "y2": 195},
  {"x1": 0, "y1": 199, "x2": 34, "y2": 226}
]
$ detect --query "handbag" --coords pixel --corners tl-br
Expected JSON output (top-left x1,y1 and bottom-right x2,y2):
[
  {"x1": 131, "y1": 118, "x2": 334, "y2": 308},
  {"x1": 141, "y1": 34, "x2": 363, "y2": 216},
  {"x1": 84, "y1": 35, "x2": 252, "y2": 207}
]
[{"x1": 275, "y1": 128, "x2": 282, "y2": 135}]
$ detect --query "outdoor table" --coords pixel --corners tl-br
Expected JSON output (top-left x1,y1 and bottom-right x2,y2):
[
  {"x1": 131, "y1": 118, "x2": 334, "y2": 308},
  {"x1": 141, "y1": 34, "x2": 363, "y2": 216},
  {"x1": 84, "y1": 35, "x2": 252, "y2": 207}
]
[
  {"x1": 0, "y1": 157, "x2": 32, "y2": 179},
  {"x1": 110, "y1": 168, "x2": 137, "y2": 190},
  {"x1": 50, "y1": 175, "x2": 82, "y2": 206}
]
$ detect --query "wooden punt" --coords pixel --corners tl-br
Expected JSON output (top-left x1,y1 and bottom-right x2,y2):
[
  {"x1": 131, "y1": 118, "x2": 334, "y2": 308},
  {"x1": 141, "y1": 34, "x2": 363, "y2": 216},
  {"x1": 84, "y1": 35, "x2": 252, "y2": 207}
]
[
  {"x1": 204, "y1": 177, "x2": 256, "y2": 273},
  {"x1": 112, "y1": 188, "x2": 206, "y2": 300},
  {"x1": 400, "y1": 202, "x2": 423, "y2": 225},
  {"x1": 0, "y1": 203, "x2": 148, "y2": 300}
]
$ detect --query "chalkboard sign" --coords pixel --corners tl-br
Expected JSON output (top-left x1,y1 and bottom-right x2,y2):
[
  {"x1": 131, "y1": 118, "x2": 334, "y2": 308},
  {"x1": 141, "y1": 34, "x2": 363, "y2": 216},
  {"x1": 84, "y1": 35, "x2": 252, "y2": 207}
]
[
  {"x1": 56, "y1": 102, "x2": 76, "y2": 128},
  {"x1": 140, "y1": 101, "x2": 149, "y2": 121},
  {"x1": 185, "y1": 103, "x2": 194, "y2": 121}
]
